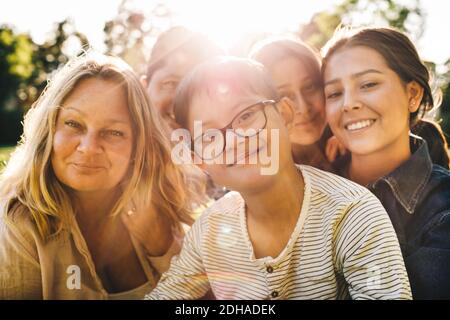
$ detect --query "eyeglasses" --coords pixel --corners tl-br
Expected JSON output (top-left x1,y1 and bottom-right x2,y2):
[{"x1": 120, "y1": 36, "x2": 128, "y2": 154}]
[{"x1": 192, "y1": 100, "x2": 277, "y2": 161}]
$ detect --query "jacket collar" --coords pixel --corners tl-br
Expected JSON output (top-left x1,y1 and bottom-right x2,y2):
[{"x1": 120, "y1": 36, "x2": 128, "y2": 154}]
[{"x1": 368, "y1": 135, "x2": 433, "y2": 214}]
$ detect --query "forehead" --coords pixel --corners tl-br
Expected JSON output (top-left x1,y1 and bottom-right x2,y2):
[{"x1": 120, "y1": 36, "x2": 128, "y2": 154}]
[
  {"x1": 152, "y1": 52, "x2": 201, "y2": 80},
  {"x1": 62, "y1": 78, "x2": 131, "y2": 122},
  {"x1": 187, "y1": 84, "x2": 266, "y2": 130},
  {"x1": 324, "y1": 46, "x2": 390, "y2": 79},
  {"x1": 270, "y1": 56, "x2": 312, "y2": 85}
]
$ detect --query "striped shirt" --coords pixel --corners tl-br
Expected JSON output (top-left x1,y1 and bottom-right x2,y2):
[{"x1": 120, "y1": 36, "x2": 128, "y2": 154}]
[{"x1": 145, "y1": 165, "x2": 412, "y2": 300}]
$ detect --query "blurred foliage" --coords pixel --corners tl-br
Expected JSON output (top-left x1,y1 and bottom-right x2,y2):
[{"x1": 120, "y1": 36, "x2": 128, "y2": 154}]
[
  {"x1": 104, "y1": 0, "x2": 172, "y2": 73},
  {"x1": 0, "y1": 26, "x2": 34, "y2": 111},
  {"x1": 0, "y1": 146, "x2": 15, "y2": 171},
  {"x1": 0, "y1": 20, "x2": 89, "y2": 145},
  {"x1": 0, "y1": 25, "x2": 34, "y2": 145},
  {"x1": 300, "y1": 0, "x2": 424, "y2": 49}
]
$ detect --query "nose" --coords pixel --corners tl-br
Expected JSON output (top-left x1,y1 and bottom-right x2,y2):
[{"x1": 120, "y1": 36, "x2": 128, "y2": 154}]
[
  {"x1": 76, "y1": 131, "x2": 103, "y2": 155},
  {"x1": 293, "y1": 92, "x2": 312, "y2": 115},
  {"x1": 342, "y1": 90, "x2": 362, "y2": 112}
]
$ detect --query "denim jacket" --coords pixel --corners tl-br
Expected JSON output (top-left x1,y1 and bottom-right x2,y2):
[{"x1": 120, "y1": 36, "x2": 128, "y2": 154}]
[{"x1": 335, "y1": 136, "x2": 450, "y2": 299}]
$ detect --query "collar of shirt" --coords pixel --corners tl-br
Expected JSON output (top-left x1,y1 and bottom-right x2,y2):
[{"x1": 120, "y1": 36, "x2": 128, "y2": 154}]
[{"x1": 368, "y1": 135, "x2": 433, "y2": 214}]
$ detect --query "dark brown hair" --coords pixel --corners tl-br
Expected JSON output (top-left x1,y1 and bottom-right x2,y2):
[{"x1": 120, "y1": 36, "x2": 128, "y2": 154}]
[
  {"x1": 412, "y1": 119, "x2": 450, "y2": 169},
  {"x1": 173, "y1": 56, "x2": 279, "y2": 130}
]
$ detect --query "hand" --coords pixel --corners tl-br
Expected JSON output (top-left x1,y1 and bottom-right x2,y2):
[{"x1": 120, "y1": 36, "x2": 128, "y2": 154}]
[
  {"x1": 121, "y1": 198, "x2": 175, "y2": 257},
  {"x1": 325, "y1": 135, "x2": 347, "y2": 162}
]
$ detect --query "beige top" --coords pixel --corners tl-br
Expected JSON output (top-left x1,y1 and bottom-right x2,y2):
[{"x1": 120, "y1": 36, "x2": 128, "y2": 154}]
[{"x1": 0, "y1": 208, "x2": 180, "y2": 300}]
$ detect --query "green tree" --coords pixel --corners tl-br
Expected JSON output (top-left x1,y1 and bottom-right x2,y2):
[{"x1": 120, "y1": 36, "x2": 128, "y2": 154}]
[
  {"x1": 0, "y1": 20, "x2": 89, "y2": 145},
  {"x1": 0, "y1": 25, "x2": 35, "y2": 144},
  {"x1": 0, "y1": 25, "x2": 34, "y2": 110},
  {"x1": 299, "y1": 0, "x2": 425, "y2": 49},
  {"x1": 28, "y1": 19, "x2": 89, "y2": 102}
]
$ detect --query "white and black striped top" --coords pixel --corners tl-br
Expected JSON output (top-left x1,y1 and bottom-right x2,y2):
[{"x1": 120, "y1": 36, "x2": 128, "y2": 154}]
[{"x1": 145, "y1": 165, "x2": 412, "y2": 300}]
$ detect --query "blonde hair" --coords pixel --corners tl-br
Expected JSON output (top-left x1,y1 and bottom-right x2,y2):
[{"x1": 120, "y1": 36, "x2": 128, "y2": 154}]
[{"x1": 0, "y1": 52, "x2": 200, "y2": 240}]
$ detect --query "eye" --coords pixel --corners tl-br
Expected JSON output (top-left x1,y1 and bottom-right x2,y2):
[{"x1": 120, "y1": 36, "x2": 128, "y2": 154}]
[
  {"x1": 105, "y1": 130, "x2": 124, "y2": 137},
  {"x1": 303, "y1": 82, "x2": 317, "y2": 93},
  {"x1": 325, "y1": 91, "x2": 342, "y2": 100},
  {"x1": 161, "y1": 80, "x2": 178, "y2": 90},
  {"x1": 65, "y1": 120, "x2": 81, "y2": 129},
  {"x1": 361, "y1": 82, "x2": 378, "y2": 90},
  {"x1": 236, "y1": 109, "x2": 257, "y2": 124}
]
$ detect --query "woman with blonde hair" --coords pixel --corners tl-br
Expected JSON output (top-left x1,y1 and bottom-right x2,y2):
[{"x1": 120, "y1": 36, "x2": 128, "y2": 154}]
[{"x1": 0, "y1": 52, "x2": 199, "y2": 299}]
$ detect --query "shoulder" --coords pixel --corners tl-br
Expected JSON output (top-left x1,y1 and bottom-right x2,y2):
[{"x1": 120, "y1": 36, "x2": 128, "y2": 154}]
[
  {"x1": 0, "y1": 201, "x2": 40, "y2": 265},
  {"x1": 299, "y1": 166, "x2": 389, "y2": 239},
  {"x1": 300, "y1": 165, "x2": 377, "y2": 204},
  {"x1": 430, "y1": 164, "x2": 450, "y2": 187},
  {"x1": 187, "y1": 191, "x2": 243, "y2": 236},
  {"x1": 1, "y1": 200, "x2": 36, "y2": 237},
  {"x1": 419, "y1": 164, "x2": 450, "y2": 213},
  {"x1": 198, "y1": 191, "x2": 243, "y2": 221}
]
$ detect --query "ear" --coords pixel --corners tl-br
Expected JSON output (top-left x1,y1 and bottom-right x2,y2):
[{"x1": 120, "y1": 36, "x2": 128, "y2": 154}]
[
  {"x1": 406, "y1": 81, "x2": 424, "y2": 113},
  {"x1": 277, "y1": 97, "x2": 295, "y2": 129},
  {"x1": 140, "y1": 75, "x2": 149, "y2": 88}
]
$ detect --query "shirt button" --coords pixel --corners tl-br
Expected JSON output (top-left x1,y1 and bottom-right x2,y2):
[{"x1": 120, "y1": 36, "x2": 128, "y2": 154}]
[
  {"x1": 266, "y1": 266, "x2": 273, "y2": 273},
  {"x1": 271, "y1": 291, "x2": 279, "y2": 298}
]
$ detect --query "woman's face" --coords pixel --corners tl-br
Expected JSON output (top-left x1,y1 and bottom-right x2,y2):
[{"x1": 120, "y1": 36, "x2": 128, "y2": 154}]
[
  {"x1": 269, "y1": 56, "x2": 326, "y2": 145},
  {"x1": 146, "y1": 52, "x2": 199, "y2": 129},
  {"x1": 51, "y1": 78, "x2": 134, "y2": 193},
  {"x1": 323, "y1": 46, "x2": 412, "y2": 156}
]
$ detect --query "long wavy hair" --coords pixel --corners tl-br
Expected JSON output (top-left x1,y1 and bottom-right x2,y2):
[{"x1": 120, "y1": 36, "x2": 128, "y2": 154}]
[{"x1": 0, "y1": 52, "x2": 200, "y2": 240}]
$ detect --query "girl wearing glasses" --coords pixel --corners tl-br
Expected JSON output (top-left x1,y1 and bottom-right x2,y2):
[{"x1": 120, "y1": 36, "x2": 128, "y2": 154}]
[
  {"x1": 322, "y1": 27, "x2": 450, "y2": 299},
  {"x1": 145, "y1": 57, "x2": 411, "y2": 300}
]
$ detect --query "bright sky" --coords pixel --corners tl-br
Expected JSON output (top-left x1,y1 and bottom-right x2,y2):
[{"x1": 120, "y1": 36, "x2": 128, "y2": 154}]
[{"x1": 2, "y1": 0, "x2": 450, "y2": 65}]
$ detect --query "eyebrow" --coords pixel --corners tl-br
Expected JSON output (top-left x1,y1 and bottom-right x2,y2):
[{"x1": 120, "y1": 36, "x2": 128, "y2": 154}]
[
  {"x1": 324, "y1": 69, "x2": 383, "y2": 87},
  {"x1": 61, "y1": 107, "x2": 130, "y2": 125},
  {"x1": 276, "y1": 84, "x2": 291, "y2": 90}
]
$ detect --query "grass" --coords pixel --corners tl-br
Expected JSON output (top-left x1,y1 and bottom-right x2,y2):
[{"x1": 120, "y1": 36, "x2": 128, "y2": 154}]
[{"x1": 0, "y1": 146, "x2": 15, "y2": 170}]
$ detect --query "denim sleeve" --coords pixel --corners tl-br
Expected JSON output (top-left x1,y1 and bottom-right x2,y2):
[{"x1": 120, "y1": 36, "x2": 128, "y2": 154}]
[{"x1": 405, "y1": 210, "x2": 450, "y2": 299}]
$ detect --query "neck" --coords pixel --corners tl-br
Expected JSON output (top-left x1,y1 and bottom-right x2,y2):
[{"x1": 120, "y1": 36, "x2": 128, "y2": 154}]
[
  {"x1": 241, "y1": 160, "x2": 304, "y2": 227},
  {"x1": 72, "y1": 188, "x2": 121, "y2": 231},
  {"x1": 349, "y1": 133, "x2": 411, "y2": 186}
]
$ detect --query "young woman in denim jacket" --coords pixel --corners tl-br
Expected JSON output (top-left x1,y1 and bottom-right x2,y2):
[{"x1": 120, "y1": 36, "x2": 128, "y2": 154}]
[{"x1": 322, "y1": 27, "x2": 450, "y2": 299}]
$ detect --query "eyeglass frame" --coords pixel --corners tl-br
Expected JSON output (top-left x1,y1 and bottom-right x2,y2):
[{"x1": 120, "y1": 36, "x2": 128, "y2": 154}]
[{"x1": 191, "y1": 99, "x2": 279, "y2": 160}]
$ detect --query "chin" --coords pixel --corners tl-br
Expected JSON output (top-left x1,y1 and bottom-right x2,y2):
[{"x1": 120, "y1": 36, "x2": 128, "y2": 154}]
[
  {"x1": 346, "y1": 140, "x2": 379, "y2": 156},
  {"x1": 63, "y1": 179, "x2": 117, "y2": 193},
  {"x1": 291, "y1": 132, "x2": 322, "y2": 146}
]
